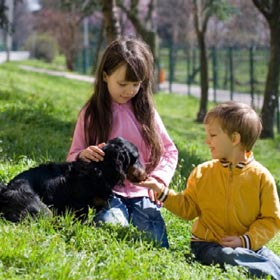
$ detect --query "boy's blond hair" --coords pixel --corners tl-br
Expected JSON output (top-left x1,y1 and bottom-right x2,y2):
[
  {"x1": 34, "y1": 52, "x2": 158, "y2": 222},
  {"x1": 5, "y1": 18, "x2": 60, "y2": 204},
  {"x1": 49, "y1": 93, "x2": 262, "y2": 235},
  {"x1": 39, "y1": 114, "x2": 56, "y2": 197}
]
[{"x1": 204, "y1": 101, "x2": 262, "y2": 151}]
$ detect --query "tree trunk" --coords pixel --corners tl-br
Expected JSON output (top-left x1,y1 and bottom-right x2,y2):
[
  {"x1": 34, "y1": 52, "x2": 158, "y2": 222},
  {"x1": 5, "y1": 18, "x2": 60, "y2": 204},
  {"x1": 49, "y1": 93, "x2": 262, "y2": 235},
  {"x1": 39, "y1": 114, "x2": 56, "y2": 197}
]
[
  {"x1": 102, "y1": 0, "x2": 121, "y2": 44},
  {"x1": 260, "y1": 18, "x2": 280, "y2": 138},
  {"x1": 192, "y1": 0, "x2": 210, "y2": 122},
  {"x1": 66, "y1": 55, "x2": 74, "y2": 71},
  {"x1": 196, "y1": 31, "x2": 209, "y2": 122},
  {"x1": 117, "y1": 0, "x2": 158, "y2": 91},
  {"x1": 92, "y1": 21, "x2": 104, "y2": 75},
  {"x1": 139, "y1": 30, "x2": 158, "y2": 90},
  {"x1": 63, "y1": 20, "x2": 77, "y2": 72}
]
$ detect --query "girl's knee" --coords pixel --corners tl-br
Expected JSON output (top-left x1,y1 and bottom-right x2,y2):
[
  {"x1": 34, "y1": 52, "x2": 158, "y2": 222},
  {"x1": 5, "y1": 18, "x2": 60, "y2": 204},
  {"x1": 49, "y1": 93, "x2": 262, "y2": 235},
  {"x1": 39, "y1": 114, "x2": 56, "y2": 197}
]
[
  {"x1": 94, "y1": 195, "x2": 129, "y2": 226},
  {"x1": 222, "y1": 247, "x2": 235, "y2": 255},
  {"x1": 94, "y1": 208, "x2": 129, "y2": 226}
]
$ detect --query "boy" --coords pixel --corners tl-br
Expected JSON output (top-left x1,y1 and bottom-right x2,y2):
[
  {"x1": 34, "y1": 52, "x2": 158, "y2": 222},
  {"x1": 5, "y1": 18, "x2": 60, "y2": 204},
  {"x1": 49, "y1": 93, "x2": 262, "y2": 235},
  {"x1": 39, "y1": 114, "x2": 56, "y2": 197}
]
[{"x1": 139, "y1": 101, "x2": 280, "y2": 279}]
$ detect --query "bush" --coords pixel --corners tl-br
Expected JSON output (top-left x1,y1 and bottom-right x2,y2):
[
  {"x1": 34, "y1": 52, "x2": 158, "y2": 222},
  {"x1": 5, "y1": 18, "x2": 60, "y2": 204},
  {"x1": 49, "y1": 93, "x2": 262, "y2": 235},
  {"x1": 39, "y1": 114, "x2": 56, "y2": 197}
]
[{"x1": 25, "y1": 33, "x2": 58, "y2": 63}]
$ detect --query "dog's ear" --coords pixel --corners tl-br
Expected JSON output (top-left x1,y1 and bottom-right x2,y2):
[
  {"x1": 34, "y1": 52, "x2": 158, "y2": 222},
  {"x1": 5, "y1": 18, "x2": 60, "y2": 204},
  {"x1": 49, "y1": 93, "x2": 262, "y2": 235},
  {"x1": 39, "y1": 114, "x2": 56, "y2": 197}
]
[
  {"x1": 0, "y1": 182, "x2": 6, "y2": 191},
  {"x1": 124, "y1": 142, "x2": 139, "y2": 161},
  {"x1": 0, "y1": 185, "x2": 35, "y2": 204},
  {"x1": 102, "y1": 141, "x2": 122, "y2": 158},
  {"x1": 0, "y1": 187, "x2": 10, "y2": 205},
  {"x1": 0, "y1": 188, "x2": 18, "y2": 204}
]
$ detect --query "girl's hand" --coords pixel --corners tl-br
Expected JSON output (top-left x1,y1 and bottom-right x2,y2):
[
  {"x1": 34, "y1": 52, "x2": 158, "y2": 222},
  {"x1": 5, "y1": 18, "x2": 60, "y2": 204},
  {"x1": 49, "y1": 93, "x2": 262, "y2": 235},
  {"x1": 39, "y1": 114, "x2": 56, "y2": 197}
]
[
  {"x1": 137, "y1": 177, "x2": 163, "y2": 193},
  {"x1": 220, "y1": 236, "x2": 242, "y2": 248},
  {"x1": 79, "y1": 143, "x2": 106, "y2": 162},
  {"x1": 148, "y1": 188, "x2": 163, "y2": 207}
]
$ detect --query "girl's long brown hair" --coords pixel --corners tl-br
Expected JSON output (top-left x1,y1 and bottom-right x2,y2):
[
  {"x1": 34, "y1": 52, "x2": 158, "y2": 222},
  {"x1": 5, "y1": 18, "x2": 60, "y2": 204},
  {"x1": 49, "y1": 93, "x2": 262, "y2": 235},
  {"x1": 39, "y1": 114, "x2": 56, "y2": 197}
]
[{"x1": 83, "y1": 36, "x2": 163, "y2": 172}]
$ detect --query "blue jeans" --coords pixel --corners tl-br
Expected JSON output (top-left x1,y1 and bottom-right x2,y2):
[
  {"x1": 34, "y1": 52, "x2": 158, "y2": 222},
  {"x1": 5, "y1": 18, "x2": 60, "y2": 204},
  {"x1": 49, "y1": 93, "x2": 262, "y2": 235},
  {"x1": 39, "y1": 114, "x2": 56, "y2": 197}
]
[
  {"x1": 93, "y1": 194, "x2": 169, "y2": 248},
  {"x1": 191, "y1": 241, "x2": 280, "y2": 279}
]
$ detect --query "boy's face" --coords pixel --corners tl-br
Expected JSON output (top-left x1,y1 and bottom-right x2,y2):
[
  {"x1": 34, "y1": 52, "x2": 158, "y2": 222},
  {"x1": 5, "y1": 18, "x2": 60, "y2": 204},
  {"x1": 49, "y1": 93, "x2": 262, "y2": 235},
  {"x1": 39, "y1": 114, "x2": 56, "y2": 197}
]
[{"x1": 204, "y1": 119, "x2": 235, "y2": 160}]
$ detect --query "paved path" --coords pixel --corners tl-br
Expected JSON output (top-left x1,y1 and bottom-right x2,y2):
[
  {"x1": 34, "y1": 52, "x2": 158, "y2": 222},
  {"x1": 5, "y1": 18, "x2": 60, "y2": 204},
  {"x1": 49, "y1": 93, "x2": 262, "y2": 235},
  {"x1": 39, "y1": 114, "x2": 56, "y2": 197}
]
[
  {"x1": 0, "y1": 52, "x2": 265, "y2": 109},
  {"x1": 18, "y1": 64, "x2": 263, "y2": 109},
  {"x1": 159, "y1": 82, "x2": 264, "y2": 109},
  {"x1": 0, "y1": 51, "x2": 30, "y2": 64},
  {"x1": 20, "y1": 65, "x2": 94, "y2": 83}
]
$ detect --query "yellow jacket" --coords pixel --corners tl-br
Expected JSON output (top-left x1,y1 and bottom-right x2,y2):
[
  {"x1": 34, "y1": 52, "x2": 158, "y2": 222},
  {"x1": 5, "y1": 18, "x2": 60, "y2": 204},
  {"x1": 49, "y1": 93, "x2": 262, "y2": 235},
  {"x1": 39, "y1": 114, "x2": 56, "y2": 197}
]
[{"x1": 164, "y1": 153, "x2": 280, "y2": 251}]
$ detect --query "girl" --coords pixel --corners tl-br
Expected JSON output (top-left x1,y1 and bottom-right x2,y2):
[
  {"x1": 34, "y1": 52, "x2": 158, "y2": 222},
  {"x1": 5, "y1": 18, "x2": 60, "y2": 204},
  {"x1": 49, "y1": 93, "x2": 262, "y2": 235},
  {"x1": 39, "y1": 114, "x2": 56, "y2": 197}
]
[{"x1": 67, "y1": 36, "x2": 178, "y2": 248}]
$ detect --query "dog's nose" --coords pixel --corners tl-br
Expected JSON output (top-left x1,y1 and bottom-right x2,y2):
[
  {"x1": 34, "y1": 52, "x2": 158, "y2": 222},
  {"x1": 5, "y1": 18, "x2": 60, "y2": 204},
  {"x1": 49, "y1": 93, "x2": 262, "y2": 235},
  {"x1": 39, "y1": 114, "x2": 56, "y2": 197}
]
[
  {"x1": 29, "y1": 200, "x2": 52, "y2": 219},
  {"x1": 127, "y1": 165, "x2": 147, "y2": 183}
]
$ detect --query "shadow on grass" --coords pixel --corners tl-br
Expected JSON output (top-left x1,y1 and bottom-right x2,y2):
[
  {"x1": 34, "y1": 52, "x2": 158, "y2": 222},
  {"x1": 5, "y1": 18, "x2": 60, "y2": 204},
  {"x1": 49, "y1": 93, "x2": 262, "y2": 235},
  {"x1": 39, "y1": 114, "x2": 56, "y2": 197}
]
[{"x1": 0, "y1": 107, "x2": 74, "y2": 162}]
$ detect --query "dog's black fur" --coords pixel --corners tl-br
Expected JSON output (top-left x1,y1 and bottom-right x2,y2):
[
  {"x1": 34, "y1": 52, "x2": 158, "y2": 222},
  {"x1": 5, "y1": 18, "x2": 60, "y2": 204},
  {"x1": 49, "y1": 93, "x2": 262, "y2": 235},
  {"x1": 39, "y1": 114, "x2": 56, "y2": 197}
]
[{"x1": 0, "y1": 137, "x2": 147, "y2": 222}]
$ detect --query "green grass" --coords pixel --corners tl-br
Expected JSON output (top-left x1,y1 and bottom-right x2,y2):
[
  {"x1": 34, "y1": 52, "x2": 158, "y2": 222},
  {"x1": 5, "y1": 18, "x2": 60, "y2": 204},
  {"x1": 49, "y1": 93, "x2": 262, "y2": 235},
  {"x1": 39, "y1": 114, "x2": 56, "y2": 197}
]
[
  {"x1": 19, "y1": 56, "x2": 68, "y2": 72},
  {"x1": 0, "y1": 60, "x2": 280, "y2": 279}
]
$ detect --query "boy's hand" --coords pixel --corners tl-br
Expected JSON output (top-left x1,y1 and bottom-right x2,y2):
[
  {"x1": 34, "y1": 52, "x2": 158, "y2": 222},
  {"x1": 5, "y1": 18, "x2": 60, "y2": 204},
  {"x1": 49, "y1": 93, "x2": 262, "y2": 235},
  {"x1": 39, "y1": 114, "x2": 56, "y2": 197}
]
[{"x1": 220, "y1": 236, "x2": 242, "y2": 248}]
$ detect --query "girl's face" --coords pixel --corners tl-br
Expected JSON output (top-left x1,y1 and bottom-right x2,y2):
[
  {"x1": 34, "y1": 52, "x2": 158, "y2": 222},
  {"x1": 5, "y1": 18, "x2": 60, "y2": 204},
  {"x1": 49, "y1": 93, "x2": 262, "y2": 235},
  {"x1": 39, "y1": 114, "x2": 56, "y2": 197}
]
[
  {"x1": 204, "y1": 119, "x2": 235, "y2": 160},
  {"x1": 103, "y1": 64, "x2": 142, "y2": 104}
]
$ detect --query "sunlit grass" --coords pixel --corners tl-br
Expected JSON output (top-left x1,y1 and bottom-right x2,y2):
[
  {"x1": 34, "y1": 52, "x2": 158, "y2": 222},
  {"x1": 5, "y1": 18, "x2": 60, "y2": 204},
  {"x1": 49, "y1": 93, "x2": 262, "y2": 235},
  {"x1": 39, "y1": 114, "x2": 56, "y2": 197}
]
[{"x1": 0, "y1": 60, "x2": 279, "y2": 279}]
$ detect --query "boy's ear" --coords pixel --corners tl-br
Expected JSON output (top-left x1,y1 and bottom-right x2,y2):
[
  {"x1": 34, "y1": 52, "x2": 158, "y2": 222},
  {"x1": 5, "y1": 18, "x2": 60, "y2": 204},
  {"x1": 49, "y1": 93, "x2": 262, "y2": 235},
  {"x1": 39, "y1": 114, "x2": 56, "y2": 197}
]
[{"x1": 231, "y1": 132, "x2": 241, "y2": 145}]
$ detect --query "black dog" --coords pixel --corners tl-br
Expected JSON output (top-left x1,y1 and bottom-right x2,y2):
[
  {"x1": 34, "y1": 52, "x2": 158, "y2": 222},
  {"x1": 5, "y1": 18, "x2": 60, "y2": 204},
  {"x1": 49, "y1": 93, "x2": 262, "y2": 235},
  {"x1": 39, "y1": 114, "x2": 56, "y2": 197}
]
[{"x1": 0, "y1": 137, "x2": 147, "y2": 222}]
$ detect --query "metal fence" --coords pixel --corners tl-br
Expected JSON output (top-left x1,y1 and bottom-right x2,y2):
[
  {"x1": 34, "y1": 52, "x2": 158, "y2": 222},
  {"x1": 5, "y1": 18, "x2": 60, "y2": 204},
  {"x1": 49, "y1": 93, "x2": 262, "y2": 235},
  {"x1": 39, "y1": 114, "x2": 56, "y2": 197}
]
[
  {"x1": 158, "y1": 44, "x2": 270, "y2": 102},
  {"x1": 74, "y1": 43, "x2": 279, "y2": 133},
  {"x1": 157, "y1": 43, "x2": 279, "y2": 133}
]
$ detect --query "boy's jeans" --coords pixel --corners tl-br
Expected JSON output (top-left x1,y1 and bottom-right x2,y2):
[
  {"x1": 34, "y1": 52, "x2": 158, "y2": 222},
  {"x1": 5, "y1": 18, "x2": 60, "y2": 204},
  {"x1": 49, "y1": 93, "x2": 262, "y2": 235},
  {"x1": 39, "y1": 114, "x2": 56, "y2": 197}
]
[
  {"x1": 93, "y1": 194, "x2": 169, "y2": 248},
  {"x1": 191, "y1": 241, "x2": 280, "y2": 279}
]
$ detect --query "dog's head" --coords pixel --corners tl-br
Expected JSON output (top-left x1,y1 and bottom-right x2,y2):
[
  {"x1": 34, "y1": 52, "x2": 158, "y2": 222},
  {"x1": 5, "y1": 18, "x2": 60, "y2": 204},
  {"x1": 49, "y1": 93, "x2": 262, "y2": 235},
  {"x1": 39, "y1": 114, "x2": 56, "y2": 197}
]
[
  {"x1": 102, "y1": 137, "x2": 147, "y2": 184},
  {"x1": 0, "y1": 182, "x2": 6, "y2": 192},
  {"x1": 0, "y1": 180, "x2": 52, "y2": 222}
]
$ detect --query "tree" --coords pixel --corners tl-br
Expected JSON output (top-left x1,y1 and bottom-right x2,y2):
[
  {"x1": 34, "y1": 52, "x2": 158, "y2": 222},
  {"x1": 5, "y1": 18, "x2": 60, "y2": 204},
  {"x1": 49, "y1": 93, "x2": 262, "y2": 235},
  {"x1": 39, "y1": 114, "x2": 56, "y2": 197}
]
[
  {"x1": 193, "y1": 0, "x2": 210, "y2": 122},
  {"x1": 222, "y1": 1, "x2": 268, "y2": 47},
  {"x1": 117, "y1": 0, "x2": 157, "y2": 58},
  {"x1": 0, "y1": 0, "x2": 8, "y2": 29},
  {"x1": 0, "y1": 0, "x2": 22, "y2": 29},
  {"x1": 37, "y1": 0, "x2": 100, "y2": 71},
  {"x1": 252, "y1": 0, "x2": 280, "y2": 138},
  {"x1": 101, "y1": 0, "x2": 121, "y2": 44},
  {"x1": 117, "y1": 0, "x2": 159, "y2": 91},
  {"x1": 35, "y1": 8, "x2": 80, "y2": 70},
  {"x1": 157, "y1": 0, "x2": 192, "y2": 46},
  {"x1": 0, "y1": 0, "x2": 22, "y2": 61},
  {"x1": 192, "y1": 0, "x2": 233, "y2": 122},
  {"x1": 39, "y1": 0, "x2": 122, "y2": 70}
]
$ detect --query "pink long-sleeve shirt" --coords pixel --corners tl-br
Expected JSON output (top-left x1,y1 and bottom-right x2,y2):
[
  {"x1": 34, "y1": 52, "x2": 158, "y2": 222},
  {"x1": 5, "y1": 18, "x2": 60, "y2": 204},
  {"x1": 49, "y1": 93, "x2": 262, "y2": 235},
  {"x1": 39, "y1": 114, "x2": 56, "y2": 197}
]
[{"x1": 67, "y1": 101, "x2": 178, "y2": 198}]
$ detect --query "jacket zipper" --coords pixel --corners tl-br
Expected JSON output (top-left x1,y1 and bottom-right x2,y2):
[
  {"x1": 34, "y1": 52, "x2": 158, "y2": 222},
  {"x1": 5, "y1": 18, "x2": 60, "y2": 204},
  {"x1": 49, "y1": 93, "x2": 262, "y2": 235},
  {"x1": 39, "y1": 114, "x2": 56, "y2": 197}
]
[{"x1": 225, "y1": 163, "x2": 234, "y2": 233}]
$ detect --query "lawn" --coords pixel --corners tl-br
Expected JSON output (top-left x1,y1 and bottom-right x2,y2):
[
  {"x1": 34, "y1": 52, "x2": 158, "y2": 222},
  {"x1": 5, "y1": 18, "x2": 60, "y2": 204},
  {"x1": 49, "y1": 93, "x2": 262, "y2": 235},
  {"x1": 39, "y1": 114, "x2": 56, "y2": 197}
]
[{"x1": 0, "y1": 60, "x2": 279, "y2": 279}]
